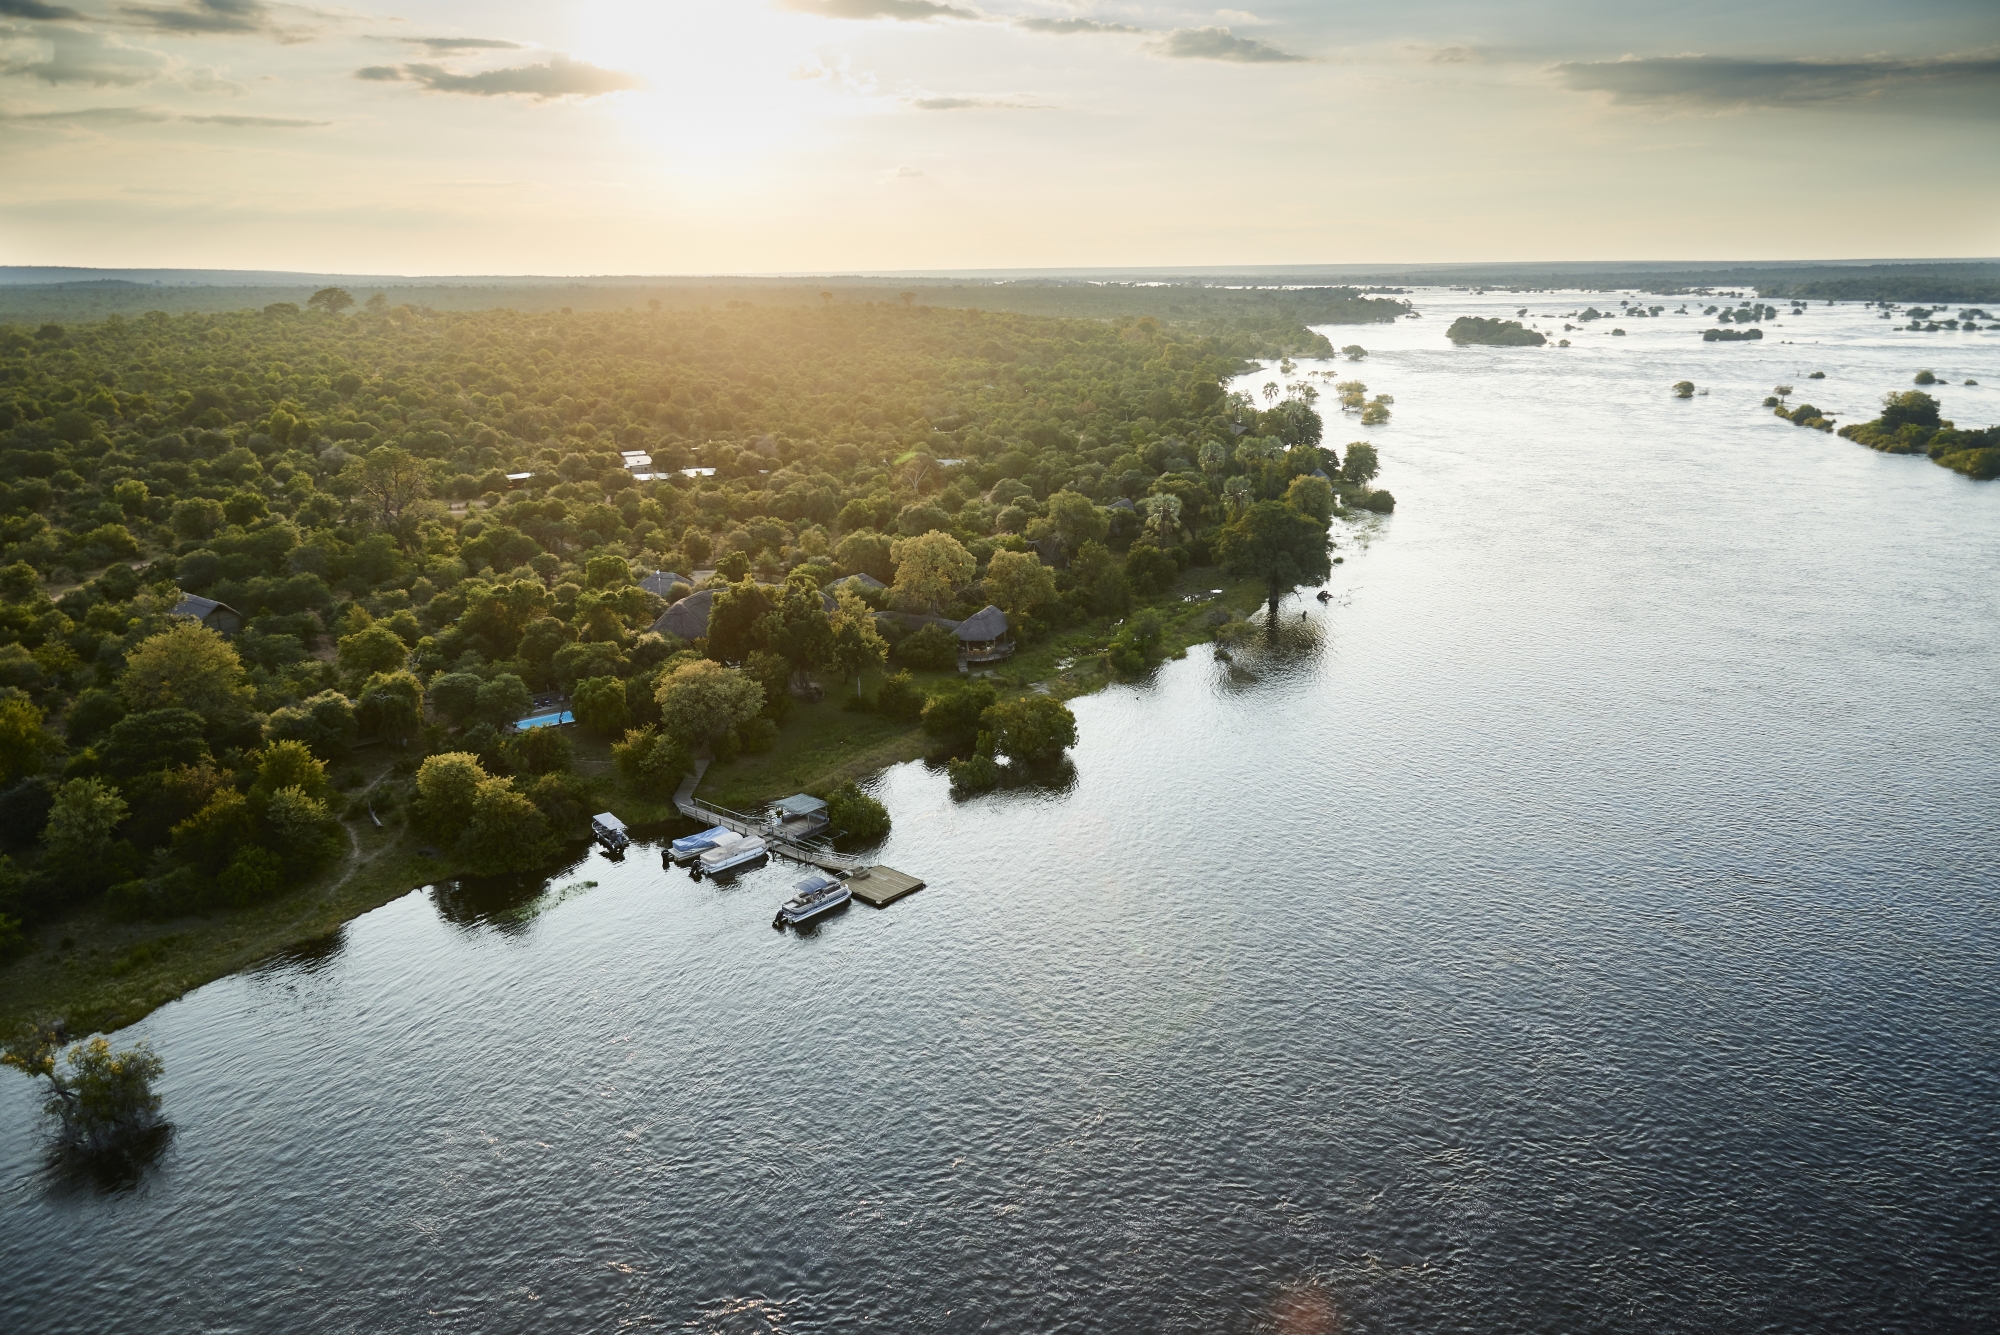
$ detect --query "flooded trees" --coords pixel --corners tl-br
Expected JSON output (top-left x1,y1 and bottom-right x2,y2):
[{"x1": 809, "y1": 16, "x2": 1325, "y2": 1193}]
[
  {"x1": 3, "y1": 1023, "x2": 165, "y2": 1160},
  {"x1": 1218, "y1": 500, "x2": 1333, "y2": 625}
]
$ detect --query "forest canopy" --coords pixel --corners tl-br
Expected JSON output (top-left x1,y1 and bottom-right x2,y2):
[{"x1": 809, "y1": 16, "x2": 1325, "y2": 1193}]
[{"x1": 0, "y1": 293, "x2": 1359, "y2": 942}]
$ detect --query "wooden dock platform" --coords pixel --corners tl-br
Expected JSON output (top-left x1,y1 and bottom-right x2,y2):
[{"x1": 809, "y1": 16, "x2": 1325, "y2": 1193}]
[{"x1": 844, "y1": 866, "x2": 925, "y2": 908}]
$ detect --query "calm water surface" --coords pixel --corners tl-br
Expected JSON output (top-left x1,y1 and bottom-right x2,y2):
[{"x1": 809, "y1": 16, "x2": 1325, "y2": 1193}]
[{"x1": 4, "y1": 292, "x2": 1996, "y2": 1333}]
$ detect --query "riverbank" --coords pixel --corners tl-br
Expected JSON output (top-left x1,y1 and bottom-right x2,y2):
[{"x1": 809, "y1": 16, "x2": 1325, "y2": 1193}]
[{"x1": 0, "y1": 564, "x2": 1280, "y2": 1036}]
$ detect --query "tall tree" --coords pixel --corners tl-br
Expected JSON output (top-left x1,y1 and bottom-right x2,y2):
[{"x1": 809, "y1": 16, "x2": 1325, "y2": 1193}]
[
  {"x1": 1218, "y1": 500, "x2": 1332, "y2": 624},
  {"x1": 347, "y1": 447, "x2": 429, "y2": 538},
  {"x1": 120, "y1": 622, "x2": 251, "y2": 725},
  {"x1": 890, "y1": 531, "x2": 974, "y2": 614}
]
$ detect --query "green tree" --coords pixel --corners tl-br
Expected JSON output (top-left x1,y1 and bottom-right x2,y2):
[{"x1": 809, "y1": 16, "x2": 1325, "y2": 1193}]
[
  {"x1": 462, "y1": 778, "x2": 553, "y2": 873},
  {"x1": 654, "y1": 659, "x2": 764, "y2": 750},
  {"x1": 921, "y1": 679, "x2": 997, "y2": 746},
  {"x1": 472, "y1": 674, "x2": 532, "y2": 728},
  {"x1": 762, "y1": 569, "x2": 834, "y2": 686},
  {"x1": 706, "y1": 578, "x2": 774, "y2": 664},
  {"x1": 347, "y1": 447, "x2": 430, "y2": 536},
  {"x1": 337, "y1": 623, "x2": 408, "y2": 680},
  {"x1": 1284, "y1": 473, "x2": 1335, "y2": 524},
  {"x1": 172, "y1": 789, "x2": 256, "y2": 873},
  {"x1": 426, "y1": 671, "x2": 483, "y2": 725},
  {"x1": 263, "y1": 691, "x2": 357, "y2": 758},
  {"x1": 826, "y1": 586, "x2": 887, "y2": 694},
  {"x1": 0, "y1": 691, "x2": 56, "y2": 786},
  {"x1": 251, "y1": 739, "x2": 330, "y2": 806},
  {"x1": 983, "y1": 548, "x2": 1056, "y2": 619},
  {"x1": 572, "y1": 675, "x2": 629, "y2": 736},
  {"x1": 44, "y1": 777, "x2": 127, "y2": 868},
  {"x1": 121, "y1": 622, "x2": 251, "y2": 725},
  {"x1": 1069, "y1": 540, "x2": 1131, "y2": 616},
  {"x1": 1043, "y1": 489, "x2": 1109, "y2": 556},
  {"x1": 306, "y1": 287, "x2": 355, "y2": 314},
  {"x1": 890, "y1": 531, "x2": 975, "y2": 614},
  {"x1": 1218, "y1": 499, "x2": 1333, "y2": 623},
  {"x1": 169, "y1": 497, "x2": 224, "y2": 541},
  {"x1": 1672, "y1": 380, "x2": 1696, "y2": 399},
  {"x1": 258, "y1": 786, "x2": 338, "y2": 871},
  {"x1": 817, "y1": 780, "x2": 890, "y2": 843},
  {"x1": 981, "y1": 695, "x2": 1077, "y2": 764},
  {"x1": 356, "y1": 671, "x2": 422, "y2": 745},
  {"x1": 2, "y1": 1026, "x2": 164, "y2": 1156},
  {"x1": 1340, "y1": 441, "x2": 1380, "y2": 486},
  {"x1": 414, "y1": 752, "x2": 487, "y2": 832},
  {"x1": 1123, "y1": 542, "x2": 1178, "y2": 597},
  {"x1": 584, "y1": 554, "x2": 631, "y2": 589}
]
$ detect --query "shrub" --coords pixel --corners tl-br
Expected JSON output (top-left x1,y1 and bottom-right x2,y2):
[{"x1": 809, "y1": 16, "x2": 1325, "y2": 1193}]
[
  {"x1": 896, "y1": 622, "x2": 960, "y2": 671},
  {"x1": 981, "y1": 694, "x2": 1077, "y2": 764},
  {"x1": 921, "y1": 678, "x2": 996, "y2": 744},
  {"x1": 946, "y1": 752, "x2": 1000, "y2": 793},
  {"x1": 875, "y1": 670, "x2": 927, "y2": 722},
  {"x1": 218, "y1": 846, "x2": 286, "y2": 907},
  {"x1": 817, "y1": 781, "x2": 890, "y2": 843}
]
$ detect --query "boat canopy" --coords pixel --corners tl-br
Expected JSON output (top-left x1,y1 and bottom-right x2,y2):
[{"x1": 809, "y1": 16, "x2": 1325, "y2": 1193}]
[
  {"x1": 670, "y1": 824, "x2": 732, "y2": 855},
  {"x1": 793, "y1": 872, "x2": 840, "y2": 895},
  {"x1": 591, "y1": 812, "x2": 627, "y2": 834}
]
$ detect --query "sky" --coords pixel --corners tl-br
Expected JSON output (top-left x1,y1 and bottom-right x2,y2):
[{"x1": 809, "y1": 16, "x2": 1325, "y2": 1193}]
[{"x1": 1, "y1": 0, "x2": 1996, "y2": 274}]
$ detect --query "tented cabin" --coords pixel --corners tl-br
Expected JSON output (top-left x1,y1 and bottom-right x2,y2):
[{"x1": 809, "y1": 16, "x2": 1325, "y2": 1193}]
[
  {"x1": 172, "y1": 593, "x2": 242, "y2": 636},
  {"x1": 956, "y1": 605, "x2": 1013, "y2": 663}
]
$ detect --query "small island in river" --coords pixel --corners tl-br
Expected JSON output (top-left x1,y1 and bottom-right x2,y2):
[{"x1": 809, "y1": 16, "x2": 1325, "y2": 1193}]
[{"x1": 1445, "y1": 316, "x2": 1547, "y2": 347}]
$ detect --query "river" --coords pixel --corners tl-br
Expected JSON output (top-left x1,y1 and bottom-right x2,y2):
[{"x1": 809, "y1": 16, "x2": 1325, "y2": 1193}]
[{"x1": 3, "y1": 290, "x2": 1995, "y2": 1333}]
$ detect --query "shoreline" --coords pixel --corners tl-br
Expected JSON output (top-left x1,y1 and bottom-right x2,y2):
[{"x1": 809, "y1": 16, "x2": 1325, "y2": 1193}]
[{"x1": 0, "y1": 563, "x2": 1287, "y2": 1036}]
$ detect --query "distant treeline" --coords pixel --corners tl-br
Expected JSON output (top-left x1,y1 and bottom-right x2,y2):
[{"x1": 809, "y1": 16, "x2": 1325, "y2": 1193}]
[{"x1": 0, "y1": 279, "x2": 1407, "y2": 350}]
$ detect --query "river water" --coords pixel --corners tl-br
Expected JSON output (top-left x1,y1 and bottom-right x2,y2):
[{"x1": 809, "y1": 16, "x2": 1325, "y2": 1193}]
[{"x1": 3, "y1": 292, "x2": 1996, "y2": 1333}]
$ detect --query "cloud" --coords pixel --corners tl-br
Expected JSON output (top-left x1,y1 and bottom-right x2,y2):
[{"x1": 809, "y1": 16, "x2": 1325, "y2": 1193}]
[
  {"x1": 358, "y1": 54, "x2": 643, "y2": 100},
  {"x1": 0, "y1": 104, "x2": 321, "y2": 126},
  {"x1": 1150, "y1": 26, "x2": 1305, "y2": 63},
  {"x1": 120, "y1": 0, "x2": 279, "y2": 36},
  {"x1": 0, "y1": 27, "x2": 170, "y2": 85},
  {"x1": 1014, "y1": 17, "x2": 1142, "y2": 35},
  {"x1": 908, "y1": 94, "x2": 1047, "y2": 110},
  {"x1": 181, "y1": 111, "x2": 323, "y2": 125},
  {"x1": 1553, "y1": 54, "x2": 2000, "y2": 108},
  {"x1": 0, "y1": 0, "x2": 86, "y2": 19},
  {"x1": 777, "y1": 0, "x2": 980, "y2": 21},
  {"x1": 0, "y1": 103, "x2": 170, "y2": 122},
  {"x1": 404, "y1": 37, "x2": 523, "y2": 53},
  {"x1": 1426, "y1": 45, "x2": 1481, "y2": 64}
]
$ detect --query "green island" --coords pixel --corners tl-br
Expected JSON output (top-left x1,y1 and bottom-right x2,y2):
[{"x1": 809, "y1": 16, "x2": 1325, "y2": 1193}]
[
  {"x1": 1445, "y1": 316, "x2": 1546, "y2": 347},
  {"x1": 1837, "y1": 390, "x2": 2000, "y2": 480},
  {"x1": 0, "y1": 291, "x2": 1392, "y2": 1033},
  {"x1": 1701, "y1": 328, "x2": 1764, "y2": 342}
]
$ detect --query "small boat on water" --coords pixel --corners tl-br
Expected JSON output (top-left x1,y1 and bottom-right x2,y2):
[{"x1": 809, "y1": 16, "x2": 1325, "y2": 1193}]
[
  {"x1": 670, "y1": 824, "x2": 733, "y2": 863},
  {"x1": 696, "y1": 831, "x2": 768, "y2": 878},
  {"x1": 589, "y1": 812, "x2": 630, "y2": 853},
  {"x1": 773, "y1": 872, "x2": 851, "y2": 929}
]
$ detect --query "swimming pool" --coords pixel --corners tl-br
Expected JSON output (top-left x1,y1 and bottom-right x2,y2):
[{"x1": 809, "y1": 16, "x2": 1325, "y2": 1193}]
[{"x1": 514, "y1": 709, "x2": 573, "y2": 730}]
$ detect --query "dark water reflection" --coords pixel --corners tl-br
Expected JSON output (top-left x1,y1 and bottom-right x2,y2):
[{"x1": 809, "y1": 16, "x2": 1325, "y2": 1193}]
[{"x1": 1, "y1": 293, "x2": 1996, "y2": 1331}]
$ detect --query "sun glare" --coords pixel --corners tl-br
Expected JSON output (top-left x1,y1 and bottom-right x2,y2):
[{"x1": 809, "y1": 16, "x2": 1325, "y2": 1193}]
[{"x1": 576, "y1": 1, "x2": 847, "y2": 171}]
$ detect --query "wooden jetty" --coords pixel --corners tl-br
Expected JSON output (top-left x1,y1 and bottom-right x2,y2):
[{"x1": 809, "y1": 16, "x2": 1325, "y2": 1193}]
[
  {"x1": 843, "y1": 866, "x2": 925, "y2": 908},
  {"x1": 672, "y1": 760, "x2": 925, "y2": 905}
]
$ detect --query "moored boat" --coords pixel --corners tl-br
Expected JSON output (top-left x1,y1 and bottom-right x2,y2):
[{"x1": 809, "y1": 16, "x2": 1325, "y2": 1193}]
[
  {"x1": 589, "y1": 811, "x2": 630, "y2": 852},
  {"x1": 670, "y1": 824, "x2": 733, "y2": 863},
  {"x1": 773, "y1": 871, "x2": 852, "y2": 929},
  {"x1": 696, "y1": 831, "x2": 768, "y2": 877}
]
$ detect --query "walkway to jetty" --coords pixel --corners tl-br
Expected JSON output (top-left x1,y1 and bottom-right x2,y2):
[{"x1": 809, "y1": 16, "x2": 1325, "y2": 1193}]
[{"x1": 673, "y1": 759, "x2": 866, "y2": 873}]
